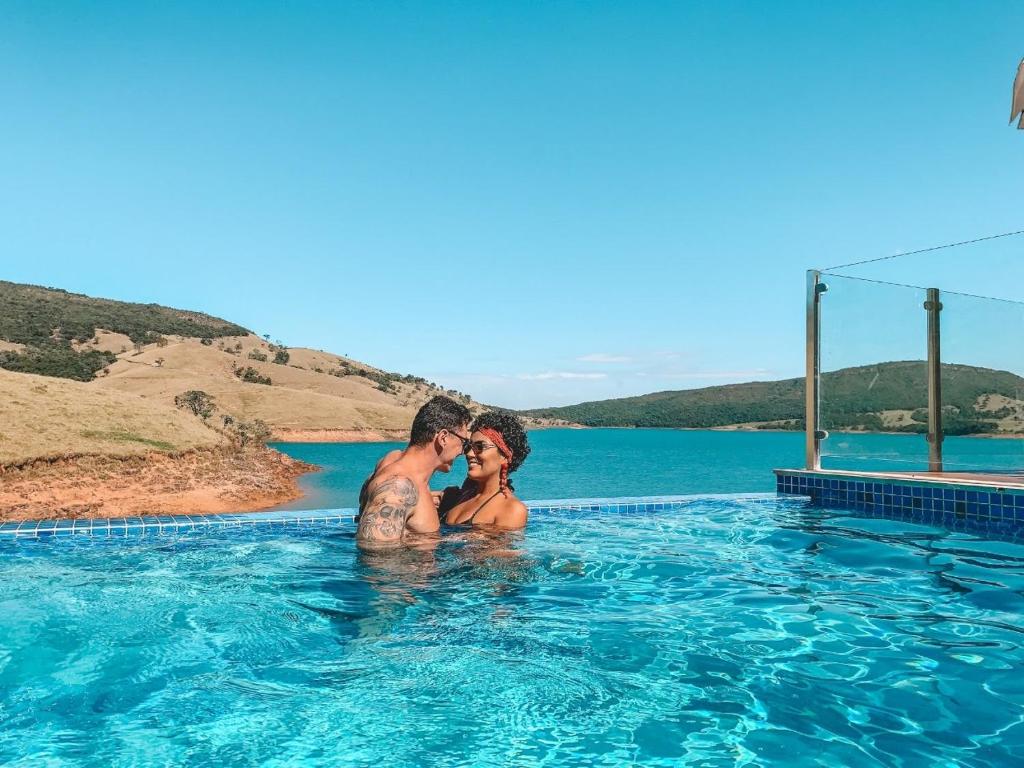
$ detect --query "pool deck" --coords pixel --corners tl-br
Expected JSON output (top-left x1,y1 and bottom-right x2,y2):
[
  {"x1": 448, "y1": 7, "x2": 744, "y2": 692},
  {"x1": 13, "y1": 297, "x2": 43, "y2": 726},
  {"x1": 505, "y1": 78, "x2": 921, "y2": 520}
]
[
  {"x1": 778, "y1": 467, "x2": 1024, "y2": 490},
  {"x1": 775, "y1": 467, "x2": 1024, "y2": 529}
]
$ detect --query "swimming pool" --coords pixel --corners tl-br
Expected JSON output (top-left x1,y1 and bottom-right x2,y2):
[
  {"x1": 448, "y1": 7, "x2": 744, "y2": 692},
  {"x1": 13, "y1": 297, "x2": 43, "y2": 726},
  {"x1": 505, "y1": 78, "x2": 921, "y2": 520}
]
[{"x1": 1, "y1": 495, "x2": 1023, "y2": 766}]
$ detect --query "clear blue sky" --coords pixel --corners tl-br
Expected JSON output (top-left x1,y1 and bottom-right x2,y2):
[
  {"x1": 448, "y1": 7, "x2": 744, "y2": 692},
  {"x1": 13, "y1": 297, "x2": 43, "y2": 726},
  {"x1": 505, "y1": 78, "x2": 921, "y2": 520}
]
[{"x1": 2, "y1": 1, "x2": 1022, "y2": 408}]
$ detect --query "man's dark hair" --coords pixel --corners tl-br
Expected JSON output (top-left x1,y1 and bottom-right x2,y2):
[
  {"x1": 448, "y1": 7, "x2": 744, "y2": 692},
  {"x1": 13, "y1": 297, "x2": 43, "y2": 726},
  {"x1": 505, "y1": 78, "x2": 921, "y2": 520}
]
[{"x1": 410, "y1": 395, "x2": 472, "y2": 445}]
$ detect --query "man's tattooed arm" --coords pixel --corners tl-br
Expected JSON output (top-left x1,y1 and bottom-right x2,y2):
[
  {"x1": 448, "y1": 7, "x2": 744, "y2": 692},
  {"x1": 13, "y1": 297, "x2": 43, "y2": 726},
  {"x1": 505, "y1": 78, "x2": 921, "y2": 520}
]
[{"x1": 356, "y1": 476, "x2": 419, "y2": 547}]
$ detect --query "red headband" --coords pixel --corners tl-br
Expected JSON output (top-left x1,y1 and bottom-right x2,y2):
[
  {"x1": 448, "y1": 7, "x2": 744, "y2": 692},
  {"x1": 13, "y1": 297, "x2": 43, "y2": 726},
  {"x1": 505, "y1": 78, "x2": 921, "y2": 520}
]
[
  {"x1": 478, "y1": 427, "x2": 513, "y2": 462},
  {"x1": 478, "y1": 427, "x2": 514, "y2": 494}
]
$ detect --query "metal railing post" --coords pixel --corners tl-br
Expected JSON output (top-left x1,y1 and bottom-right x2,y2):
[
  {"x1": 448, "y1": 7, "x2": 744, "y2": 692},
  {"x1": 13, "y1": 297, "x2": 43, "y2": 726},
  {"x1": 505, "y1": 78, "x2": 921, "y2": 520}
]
[
  {"x1": 926, "y1": 287, "x2": 943, "y2": 472},
  {"x1": 806, "y1": 270, "x2": 825, "y2": 470}
]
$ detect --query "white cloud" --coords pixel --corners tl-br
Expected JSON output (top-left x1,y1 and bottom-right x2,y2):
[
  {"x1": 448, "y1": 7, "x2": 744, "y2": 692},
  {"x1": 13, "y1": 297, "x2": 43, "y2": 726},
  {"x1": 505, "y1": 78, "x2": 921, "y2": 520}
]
[
  {"x1": 515, "y1": 371, "x2": 608, "y2": 381},
  {"x1": 576, "y1": 353, "x2": 632, "y2": 363},
  {"x1": 645, "y1": 369, "x2": 771, "y2": 380}
]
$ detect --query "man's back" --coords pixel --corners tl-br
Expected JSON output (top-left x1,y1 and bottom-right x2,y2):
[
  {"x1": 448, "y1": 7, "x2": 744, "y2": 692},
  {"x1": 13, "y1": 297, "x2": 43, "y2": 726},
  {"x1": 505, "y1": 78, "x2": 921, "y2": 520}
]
[
  {"x1": 358, "y1": 449, "x2": 403, "y2": 512},
  {"x1": 356, "y1": 456, "x2": 441, "y2": 547}
]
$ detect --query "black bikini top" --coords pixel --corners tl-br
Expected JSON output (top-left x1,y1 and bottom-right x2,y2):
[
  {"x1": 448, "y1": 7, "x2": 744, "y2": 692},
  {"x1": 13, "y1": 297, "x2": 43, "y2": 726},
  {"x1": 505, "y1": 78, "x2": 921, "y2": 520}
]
[{"x1": 444, "y1": 489, "x2": 503, "y2": 526}]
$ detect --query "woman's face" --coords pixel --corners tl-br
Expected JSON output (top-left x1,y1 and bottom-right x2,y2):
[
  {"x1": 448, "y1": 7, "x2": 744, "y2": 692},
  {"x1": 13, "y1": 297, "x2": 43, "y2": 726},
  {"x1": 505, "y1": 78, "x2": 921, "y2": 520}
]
[{"x1": 465, "y1": 430, "x2": 507, "y2": 482}]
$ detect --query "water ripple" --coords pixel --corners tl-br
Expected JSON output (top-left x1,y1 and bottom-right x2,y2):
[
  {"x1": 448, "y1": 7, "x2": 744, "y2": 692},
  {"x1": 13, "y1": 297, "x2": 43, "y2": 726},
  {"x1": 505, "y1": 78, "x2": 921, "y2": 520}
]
[{"x1": 2, "y1": 500, "x2": 1024, "y2": 766}]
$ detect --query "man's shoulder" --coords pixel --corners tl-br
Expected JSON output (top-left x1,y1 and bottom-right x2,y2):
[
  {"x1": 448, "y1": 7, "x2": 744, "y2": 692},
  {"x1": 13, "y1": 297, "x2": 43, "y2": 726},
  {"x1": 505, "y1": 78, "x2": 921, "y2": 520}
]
[
  {"x1": 365, "y1": 471, "x2": 420, "y2": 501},
  {"x1": 374, "y1": 449, "x2": 404, "y2": 474},
  {"x1": 356, "y1": 471, "x2": 422, "y2": 546}
]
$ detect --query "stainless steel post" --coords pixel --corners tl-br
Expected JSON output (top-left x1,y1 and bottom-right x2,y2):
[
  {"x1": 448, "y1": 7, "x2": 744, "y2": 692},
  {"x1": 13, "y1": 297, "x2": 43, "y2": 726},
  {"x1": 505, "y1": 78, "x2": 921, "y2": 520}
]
[
  {"x1": 806, "y1": 270, "x2": 824, "y2": 470},
  {"x1": 926, "y1": 287, "x2": 943, "y2": 472}
]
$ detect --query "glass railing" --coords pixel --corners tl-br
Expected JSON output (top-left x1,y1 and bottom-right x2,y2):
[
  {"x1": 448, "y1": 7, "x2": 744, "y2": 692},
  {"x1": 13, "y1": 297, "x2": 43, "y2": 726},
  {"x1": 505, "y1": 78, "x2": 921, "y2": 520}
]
[
  {"x1": 809, "y1": 269, "x2": 1024, "y2": 477},
  {"x1": 938, "y1": 289, "x2": 1024, "y2": 474},
  {"x1": 817, "y1": 273, "x2": 929, "y2": 472}
]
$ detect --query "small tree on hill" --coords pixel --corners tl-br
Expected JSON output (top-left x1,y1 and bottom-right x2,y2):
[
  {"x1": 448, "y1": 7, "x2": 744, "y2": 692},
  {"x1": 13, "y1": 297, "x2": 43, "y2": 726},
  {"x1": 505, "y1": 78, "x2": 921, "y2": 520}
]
[
  {"x1": 232, "y1": 365, "x2": 272, "y2": 385},
  {"x1": 273, "y1": 348, "x2": 290, "y2": 365},
  {"x1": 174, "y1": 390, "x2": 216, "y2": 420},
  {"x1": 234, "y1": 418, "x2": 272, "y2": 447}
]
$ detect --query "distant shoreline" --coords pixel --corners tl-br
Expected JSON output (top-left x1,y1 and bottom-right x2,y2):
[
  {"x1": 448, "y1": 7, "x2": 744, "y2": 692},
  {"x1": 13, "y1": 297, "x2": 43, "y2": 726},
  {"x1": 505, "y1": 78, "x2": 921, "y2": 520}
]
[{"x1": 275, "y1": 424, "x2": 1024, "y2": 444}]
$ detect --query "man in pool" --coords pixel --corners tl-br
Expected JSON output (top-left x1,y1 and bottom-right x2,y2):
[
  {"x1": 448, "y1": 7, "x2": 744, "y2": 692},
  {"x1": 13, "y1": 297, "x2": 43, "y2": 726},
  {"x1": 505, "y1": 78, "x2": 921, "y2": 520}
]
[{"x1": 356, "y1": 395, "x2": 471, "y2": 549}]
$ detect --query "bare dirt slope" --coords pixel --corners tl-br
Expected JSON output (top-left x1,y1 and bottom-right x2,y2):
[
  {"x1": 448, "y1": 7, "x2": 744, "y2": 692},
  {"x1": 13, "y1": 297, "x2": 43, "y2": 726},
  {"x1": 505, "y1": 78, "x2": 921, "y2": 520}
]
[
  {"x1": 0, "y1": 447, "x2": 310, "y2": 521},
  {"x1": 0, "y1": 368, "x2": 313, "y2": 520}
]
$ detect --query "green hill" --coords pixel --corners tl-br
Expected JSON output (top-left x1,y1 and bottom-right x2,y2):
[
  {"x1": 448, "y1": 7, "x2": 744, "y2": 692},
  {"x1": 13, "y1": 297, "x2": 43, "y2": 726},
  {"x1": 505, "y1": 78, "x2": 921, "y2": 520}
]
[
  {"x1": 523, "y1": 361, "x2": 1024, "y2": 436},
  {"x1": 0, "y1": 280, "x2": 251, "y2": 380}
]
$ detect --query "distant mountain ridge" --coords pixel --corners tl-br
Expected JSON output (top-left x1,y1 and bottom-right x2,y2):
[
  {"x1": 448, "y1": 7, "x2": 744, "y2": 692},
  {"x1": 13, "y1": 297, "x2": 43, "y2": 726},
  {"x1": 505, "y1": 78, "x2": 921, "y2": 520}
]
[{"x1": 524, "y1": 361, "x2": 1024, "y2": 436}]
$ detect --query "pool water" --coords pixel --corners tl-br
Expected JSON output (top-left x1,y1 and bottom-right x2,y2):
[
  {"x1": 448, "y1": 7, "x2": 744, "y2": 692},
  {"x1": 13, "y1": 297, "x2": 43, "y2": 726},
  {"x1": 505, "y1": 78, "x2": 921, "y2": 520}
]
[{"x1": 2, "y1": 496, "x2": 1024, "y2": 767}]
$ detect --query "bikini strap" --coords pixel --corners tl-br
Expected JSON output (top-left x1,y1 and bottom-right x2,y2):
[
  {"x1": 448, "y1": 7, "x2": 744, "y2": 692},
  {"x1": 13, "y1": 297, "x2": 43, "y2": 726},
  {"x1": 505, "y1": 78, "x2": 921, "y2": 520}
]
[{"x1": 468, "y1": 490, "x2": 504, "y2": 524}]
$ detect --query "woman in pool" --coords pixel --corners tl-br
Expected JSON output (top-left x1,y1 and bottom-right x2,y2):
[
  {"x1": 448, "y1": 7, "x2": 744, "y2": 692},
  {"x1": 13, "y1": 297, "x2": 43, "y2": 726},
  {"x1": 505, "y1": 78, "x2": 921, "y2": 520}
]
[{"x1": 439, "y1": 411, "x2": 531, "y2": 529}]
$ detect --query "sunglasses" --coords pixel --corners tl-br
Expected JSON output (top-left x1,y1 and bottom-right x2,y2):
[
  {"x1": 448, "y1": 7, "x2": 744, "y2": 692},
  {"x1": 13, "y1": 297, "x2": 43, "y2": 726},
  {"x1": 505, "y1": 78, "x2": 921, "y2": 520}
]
[
  {"x1": 444, "y1": 430, "x2": 472, "y2": 453},
  {"x1": 463, "y1": 440, "x2": 498, "y2": 456}
]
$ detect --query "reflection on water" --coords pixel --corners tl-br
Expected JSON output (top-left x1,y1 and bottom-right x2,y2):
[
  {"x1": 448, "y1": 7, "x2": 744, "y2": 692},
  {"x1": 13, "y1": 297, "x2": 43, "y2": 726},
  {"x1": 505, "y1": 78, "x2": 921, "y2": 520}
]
[{"x1": 2, "y1": 498, "x2": 1024, "y2": 766}]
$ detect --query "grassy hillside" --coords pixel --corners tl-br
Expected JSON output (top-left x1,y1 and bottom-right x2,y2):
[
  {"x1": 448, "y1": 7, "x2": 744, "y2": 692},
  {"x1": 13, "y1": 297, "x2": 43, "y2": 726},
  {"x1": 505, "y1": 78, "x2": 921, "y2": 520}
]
[
  {"x1": 0, "y1": 280, "x2": 249, "y2": 345},
  {"x1": 0, "y1": 280, "x2": 250, "y2": 381},
  {"x1": 0, "y1": 280, "x2": 481, "y2": 440},
  {"x1": 524, "y1": 361, "x2": 1024, "y2": 436},
  {"x1": 0, "y1": 369, "x2": 227, "y2": 466},
  {"x1": 90, "y1": 333, "x2": 470, "y2": 435}
]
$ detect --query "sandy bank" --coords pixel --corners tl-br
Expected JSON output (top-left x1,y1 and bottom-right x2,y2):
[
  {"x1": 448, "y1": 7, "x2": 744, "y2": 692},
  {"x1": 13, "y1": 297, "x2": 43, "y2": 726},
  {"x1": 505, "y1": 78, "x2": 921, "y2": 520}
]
[{"x1": 0, "y1": 446, "x2": 317, "y2": 522}]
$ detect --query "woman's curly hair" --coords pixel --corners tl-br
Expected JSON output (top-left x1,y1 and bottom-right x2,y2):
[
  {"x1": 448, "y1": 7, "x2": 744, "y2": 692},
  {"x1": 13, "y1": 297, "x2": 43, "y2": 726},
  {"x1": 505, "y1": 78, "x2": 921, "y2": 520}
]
[{"x1": 471, "y1": 411, "x2": 531, "y2": 474}]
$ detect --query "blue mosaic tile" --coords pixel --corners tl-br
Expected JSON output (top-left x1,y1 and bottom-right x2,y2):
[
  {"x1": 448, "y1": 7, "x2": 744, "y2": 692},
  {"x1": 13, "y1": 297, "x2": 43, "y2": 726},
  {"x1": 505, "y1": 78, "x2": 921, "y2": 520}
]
[
  {"x1": 775, "y1": 469, "x2": 1024, "y2": 533},
  {"x1": 2, "y1": 495, "x2": 735, "y2": 540}
]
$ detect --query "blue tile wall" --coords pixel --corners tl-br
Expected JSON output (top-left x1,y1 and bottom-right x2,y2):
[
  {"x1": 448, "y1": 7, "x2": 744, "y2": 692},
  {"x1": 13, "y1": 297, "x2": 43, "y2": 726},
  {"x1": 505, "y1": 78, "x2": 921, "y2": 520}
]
[
  {"x1": 0, "y1": 509, "x2": 357, "y2": 539},
  {"x1": 775, "y1": 470, "x2": 1024, "y2": 528},
  {"x1": 0, "y1": 494, "x2": 778, "y2": 540}
]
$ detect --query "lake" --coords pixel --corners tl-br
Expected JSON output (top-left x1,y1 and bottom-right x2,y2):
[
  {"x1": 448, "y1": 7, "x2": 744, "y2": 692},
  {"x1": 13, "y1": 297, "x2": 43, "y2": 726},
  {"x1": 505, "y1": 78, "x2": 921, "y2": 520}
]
[{"x1": 271, "y1": 428, "x2": 1024, "y2": 510}]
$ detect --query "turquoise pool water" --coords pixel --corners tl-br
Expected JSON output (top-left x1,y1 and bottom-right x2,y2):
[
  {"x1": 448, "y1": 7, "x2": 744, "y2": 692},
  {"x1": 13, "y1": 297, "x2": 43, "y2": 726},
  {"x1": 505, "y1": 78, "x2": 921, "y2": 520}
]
[{"x1": 2, "y1": 496, "x2": 1024, "y2": 766}]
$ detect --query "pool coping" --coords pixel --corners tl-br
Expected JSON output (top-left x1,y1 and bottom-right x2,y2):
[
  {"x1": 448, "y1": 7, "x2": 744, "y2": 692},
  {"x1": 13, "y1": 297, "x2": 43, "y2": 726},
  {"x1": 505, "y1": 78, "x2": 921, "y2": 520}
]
[{"x1": 0, "y1": 493, "x2": 780, "y2": 539}]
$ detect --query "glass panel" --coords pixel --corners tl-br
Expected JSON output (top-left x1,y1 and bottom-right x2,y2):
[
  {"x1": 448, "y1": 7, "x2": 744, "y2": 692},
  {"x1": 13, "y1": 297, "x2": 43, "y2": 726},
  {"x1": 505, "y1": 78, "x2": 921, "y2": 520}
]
[
  {"x1": 938, "y1": 290, "x2": 1024, "y2": 475},
  {"x1": 817, "y1": 274, "x2": 929, "y2": 472}
]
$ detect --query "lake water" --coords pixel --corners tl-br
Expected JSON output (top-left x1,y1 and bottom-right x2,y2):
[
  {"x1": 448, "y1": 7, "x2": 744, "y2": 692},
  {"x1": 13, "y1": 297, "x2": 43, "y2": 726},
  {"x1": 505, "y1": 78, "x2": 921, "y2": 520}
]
[{"x1": 271, "y1": 428, "x2": 1024, "y2": 510}]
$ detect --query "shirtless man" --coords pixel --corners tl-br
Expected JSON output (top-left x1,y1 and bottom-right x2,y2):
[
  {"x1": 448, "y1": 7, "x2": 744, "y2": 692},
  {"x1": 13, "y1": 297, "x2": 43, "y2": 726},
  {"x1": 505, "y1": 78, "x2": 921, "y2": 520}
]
[{"x1": 356, "y1": 395, "x2": 471, "y2": 548}]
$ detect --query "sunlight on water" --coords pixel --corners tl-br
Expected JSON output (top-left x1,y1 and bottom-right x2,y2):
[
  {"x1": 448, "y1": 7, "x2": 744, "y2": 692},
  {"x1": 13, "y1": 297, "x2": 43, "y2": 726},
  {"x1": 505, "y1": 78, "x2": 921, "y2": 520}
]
[{"x1": 2, "y1": 497, "x2": 1024, "y2": 766}]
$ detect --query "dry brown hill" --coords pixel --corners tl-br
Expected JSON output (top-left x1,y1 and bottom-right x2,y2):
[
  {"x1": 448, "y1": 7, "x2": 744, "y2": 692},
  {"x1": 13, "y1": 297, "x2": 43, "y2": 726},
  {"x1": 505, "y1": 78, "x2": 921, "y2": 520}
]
[
  {"x1": 0, "y1": 368, "x2": 226, "y2": 466},
  {"x1": 0, "y1": 280, "x2": 504, "y2": 452},
  {"x1": 86, "y1": 332, "x2": 482, "y2": 441},
  {"x1": 0, "y1": 368, "x2": 312, "y2": 520}
]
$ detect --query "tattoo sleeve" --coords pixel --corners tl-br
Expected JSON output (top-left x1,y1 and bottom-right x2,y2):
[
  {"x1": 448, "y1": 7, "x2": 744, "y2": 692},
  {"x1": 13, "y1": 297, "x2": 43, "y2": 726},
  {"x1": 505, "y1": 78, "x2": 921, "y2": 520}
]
[{"x1": 356, "y1": 476, "x2": 419, "y2": 546}]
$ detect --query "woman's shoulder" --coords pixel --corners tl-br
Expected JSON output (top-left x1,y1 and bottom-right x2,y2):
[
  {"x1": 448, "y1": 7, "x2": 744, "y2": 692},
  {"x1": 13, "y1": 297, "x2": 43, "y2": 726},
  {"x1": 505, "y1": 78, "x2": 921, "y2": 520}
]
[{"x1": 493, "y1": 495, "x2": 528, "y2": 529}]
